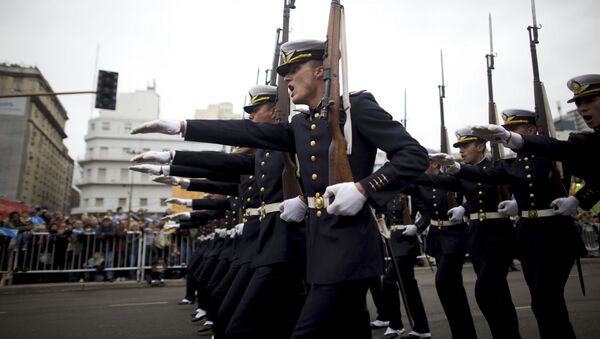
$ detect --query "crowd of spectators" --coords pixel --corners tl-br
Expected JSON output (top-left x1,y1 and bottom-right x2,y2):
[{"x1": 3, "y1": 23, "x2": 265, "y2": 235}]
[{"x1": 0, "y1": 206, "x2": 197, "y2": 284}]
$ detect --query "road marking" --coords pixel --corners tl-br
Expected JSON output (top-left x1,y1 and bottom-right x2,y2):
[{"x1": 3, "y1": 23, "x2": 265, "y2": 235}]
[
  {"x1": 109, "y1": 302, "x2": 168, "y2": 308},
  {"x1": 515, "y1": 306, "x2": 531, "y2": 310}
]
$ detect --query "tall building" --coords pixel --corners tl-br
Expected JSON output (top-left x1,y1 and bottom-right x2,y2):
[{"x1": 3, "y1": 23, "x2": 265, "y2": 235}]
[
  {"x1": 554, "y1": 108, "x2": 592, "y2": 140},
  {"x1": 73, "y1": 88, "x2": 228, "y2": 215},
  {"x1": 195, "y1": 102, "x2": 241, "y2": 120},
  {"x1": 0, "y1": 64, "x2": 74, "y2": 213}
]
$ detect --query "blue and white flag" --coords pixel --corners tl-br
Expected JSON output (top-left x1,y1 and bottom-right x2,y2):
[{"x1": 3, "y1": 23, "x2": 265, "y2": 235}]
[{"x1": 0, "y1": 227, "x2": 18, "y2": 238}]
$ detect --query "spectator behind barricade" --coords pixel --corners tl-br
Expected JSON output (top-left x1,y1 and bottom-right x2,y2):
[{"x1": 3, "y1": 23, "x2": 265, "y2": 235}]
[
  {"x1": 148, "y1": 258, "x2": 166, "y2": 286},
  {"x1": 114, "y1": 220, "x2": 129, "y2": 280},
  {"x1": 52, "y1": 221, "x2": 71, "y2": 271},
  {"x1": 86, "y1": 251, "x2": 105, "y2": 282},
  {"x1": 96, "y1": 216, "x2": 116, "y2": 281},
  {"x1": 114, "y1": 207, "x2": 128, "y2": 225},
  {"x1": 68, "y1": 220, "x2": 85, "y2": 282},
  {"x1": 143, "y1": 225, "x2": 156, "y2": 267}
]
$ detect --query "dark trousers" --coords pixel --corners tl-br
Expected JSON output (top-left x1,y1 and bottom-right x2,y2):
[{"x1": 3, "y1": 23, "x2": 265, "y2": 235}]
[
  {"x1": 435, "y1": 253, "x2": 477, "y2": 339},
  {"x1": 292, "y1": 279, "x2": 372, "y2": 339},
  {"x1": 211, "y1": 264, "x2": 241, "y2": 323},
  {"x1": 205, "y1": 259, "x2": 231, "y2": 321},
  {"x1": 185, "y1": 251, "x2": 204, "y2": 301},
  {"x1": 472, "y1": 257, "x2": 521, "y2": 339},
  {"x1": 368, "y1": 275, "x2": 387, "y2": 321},
  {"x1": 225, "y1": 264, "x2": 306, "y2": 339},
  {"x1": 382, "y1": 256, "x2": 430, "y2": 334},
  {"x1": 521, "y1": 252, "x2": 576, "y2": 339},
  {"x1": 214, "y1": 263, "x2": 254, "y2": 339},
  {"x1": 195, "y1": 256, "x2": 219, "y2": 311}
]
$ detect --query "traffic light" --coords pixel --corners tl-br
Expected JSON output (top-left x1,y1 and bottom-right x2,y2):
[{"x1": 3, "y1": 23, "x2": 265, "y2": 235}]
[{"x1": 95, "y1": 70, "x2": 118, "y2": 110}]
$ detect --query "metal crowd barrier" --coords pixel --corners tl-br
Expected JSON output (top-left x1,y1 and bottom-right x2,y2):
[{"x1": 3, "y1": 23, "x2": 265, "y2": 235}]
[{"x1": 0, "y1": 230, "x2": 197, "y2": 285}]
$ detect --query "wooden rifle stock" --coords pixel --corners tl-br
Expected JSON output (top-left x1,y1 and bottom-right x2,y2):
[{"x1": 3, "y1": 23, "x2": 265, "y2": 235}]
[
  {"x1": 323, "y1": 0, "x2": 353, "y2": 185},
  {"x1": 401, "y1": 194, "x2": 413, "y2": 225},
  {"x1": 273, "y1": 0, "x2": 302, "y2": 199}
]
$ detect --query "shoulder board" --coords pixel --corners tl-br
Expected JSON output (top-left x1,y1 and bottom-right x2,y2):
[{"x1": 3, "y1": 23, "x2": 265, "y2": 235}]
[{"x1": 349, "y1": 90, "x2": 366, "y2": 96}]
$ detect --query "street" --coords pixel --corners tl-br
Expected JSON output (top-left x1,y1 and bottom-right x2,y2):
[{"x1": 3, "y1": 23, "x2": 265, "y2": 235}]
[{"x1": 1, "y1": 259, "x2": 599, "y2": 338}]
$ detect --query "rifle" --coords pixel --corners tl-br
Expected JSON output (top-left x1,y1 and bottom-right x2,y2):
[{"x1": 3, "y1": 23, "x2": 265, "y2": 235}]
[
  {"x1": 272, "y1": 0, "x2": 302, "y2": 199},
  {"x1": 438, "y1": 50, "x2": 458, "y2": 208},
  {"x1": 486, "y1": 13, "x2": 511, "y2": 202},
  {"x1": 527, "y1": 0, "x2": 584, "y2": 295},
  {"x1": 322, "y1": 0, "x2": 353, "y2": 185}
]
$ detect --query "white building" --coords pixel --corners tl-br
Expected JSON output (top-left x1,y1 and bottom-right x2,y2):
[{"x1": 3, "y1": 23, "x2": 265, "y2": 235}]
[{"x1": 72, "y1": 88, "x2": 228, "y2": 215}]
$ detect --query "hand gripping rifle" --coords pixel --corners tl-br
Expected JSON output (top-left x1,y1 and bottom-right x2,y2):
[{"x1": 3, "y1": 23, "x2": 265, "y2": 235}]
[
  {"x1": 486, "y1": 13, "x2": 511, "y2": 202},
  {"x1": 527, "y1": 0, "x2": 584, "y2": 295},
  {"x1": 272, "y1": 0, "x2": 303, "y2": 199}
]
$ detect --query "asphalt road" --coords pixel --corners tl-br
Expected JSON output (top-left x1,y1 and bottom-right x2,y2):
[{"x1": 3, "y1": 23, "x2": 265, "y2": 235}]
[{"x1": 1, "y1": 259, "x2": 599, "y2": 339}]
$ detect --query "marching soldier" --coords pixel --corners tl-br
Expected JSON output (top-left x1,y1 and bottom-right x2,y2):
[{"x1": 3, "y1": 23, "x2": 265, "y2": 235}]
[
  {"x1": 131, "y1": 39, "x2": 429, "y2": 338},
  {"x1": 420, "y1": 128, "x2": 521, "y2": 338},
  {"x1": 434, "y1": 109, "x2": 587, "y2": 339}
]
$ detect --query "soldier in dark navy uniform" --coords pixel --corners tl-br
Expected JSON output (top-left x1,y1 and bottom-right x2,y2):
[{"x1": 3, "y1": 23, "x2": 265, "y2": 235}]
[
  {"x1": 418, "y1": 128, "x2": 521, "y2": 339},
  {"x1": 434, "y1": 109, "x2": 587, "y2": 339},
  {"x1": 131, "y1": 39, "x2": 429, "y2": 338},
  {"x1": 377, "y1": 193, "x2": 431, "y2": 339},
  {"x1": 407, "y1": 156, "x2": 477, "y2": 339},
  {"x1": 471, "y1": 74, "x2": 600, "y2": 212}
]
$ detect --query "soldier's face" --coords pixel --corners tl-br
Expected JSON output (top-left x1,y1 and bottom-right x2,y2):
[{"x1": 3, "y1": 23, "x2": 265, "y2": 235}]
[
  {"x1": 249, "y1": 104, "x2": 276, "y2": 123},
  {"x1": 283, "y1": 61, "x2": 323, "y2": 107},
  {"x1": 459, "y1": 142, "x2": 484, "y2": 165},
  {"x1": 575, "y1": 95, "x2": 600, "y2": 129}
]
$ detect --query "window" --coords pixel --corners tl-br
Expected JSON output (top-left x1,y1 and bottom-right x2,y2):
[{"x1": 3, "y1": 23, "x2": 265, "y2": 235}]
[
  {"x1": 90, "y1": 123, "x2": 95, "y2": 131},
  {"x1": 120, "y1": 168, "x2": 129, "y2": 181},
  {"x1": 122, "y1": 147, "x2": 130, "y2": 156},
  {"x1": 97, "y1": 168, "x2": 106, "y2": 181},
  {"x1": 102, "y1": 121, "x2": 110, "y2": 131},
  {"x1": 88, "y1": 147, "x2": 94, "y2": 157},
  {"x1": 95, "y1": 198, "x2": 104, "y2": 207},
  {"x1": 139, "y1": 198, "x2": 148, "y2": 207},
  {"x1": 124, "y1": 123, "x2": 132, "y2": 133},
  {"x1": 86, "y1": 168, "x2": 92, "y2": 180},
  {"x1": 100, "y1": 147, "x2": 108, "y2": 157},
  {"x1": 118, "y1": 198, "x2": 127, "y2": 207},
  {"x1": 84, "y1": 198, "x2": 89, "y2": 207},
  {"x1": 160, "y1": 198, "x2": 167, "y2": 206}
]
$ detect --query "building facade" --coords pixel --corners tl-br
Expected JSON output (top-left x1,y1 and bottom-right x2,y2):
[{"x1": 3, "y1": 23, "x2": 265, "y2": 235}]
[
  {"x1": 0, "y1": 64, "x2": 74, "y2": 213},
  {"x1": 73, "y1": 89, "x2": 233, "y2": 215}
]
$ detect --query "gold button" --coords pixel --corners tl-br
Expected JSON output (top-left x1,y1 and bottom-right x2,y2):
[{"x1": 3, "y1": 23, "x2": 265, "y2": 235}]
[
  {"x1": 311, "y1": 124, "x2": 317, "y2": 130},
  {"x1": 260, "y1": 187, "x2": 265, "y2": 192},
  {"x1": 310, "y1": 155, "x2": 317, "y2": 162},
  {"x1": 311, "y1": 173, "x2": 318, "y2": 181},
  {"x1": 527, "y1": 174, "x2": 532, "y2": 179},
  {"x1": 243, "y1": 218, "x2": 248, "y2": 223},
  {"x1": 524, "y1": 157, "x2": 529, "y2": 161},
  {"x1": 529, "y1": 183, "x2": 533, "y2": 187},
  {"x1": 316, "y1": 210, "x2": 322, "y2": 217},
  {"x1": 483, "y1": 166, "x2": 487, "y2": 169},
  {"x1": 310, "y1": 140, "x2": 316, "y2": 147},
  {"x1": 529, "y1": 193, "x2": 534, "y2": 198},
  {"x1": 478, "y1": 191, "x2": 483, "y2": 195},
  {"x1": 247, "y1": 198, "x2": 251, "y2": 202},
  {"x1": 249, "y1": 175, "x2": 254, "y2": 179},
  {"x1": 265, "y1": 152, "x2": 270, "y2": 157},
  {"x1": 530, "y1": 202, "x2": 535, "y2": 206},
  {"x1": 432, "y1": 189, "x2": 437, "y2": 192},
  {"x1": 479, "y1": 200, "x2": 483, "y2": 203},
  {"x1": 261, "y1": 161, "x2": 265, "y2": 166},
  {"x1": 314, "y1": 113, "x2": 320, "y2": 119},
  {"x1": 479, "y1": 209, "x2": 484, "y2": 212},
  {"x1": 261, "y1": 174, "x2": 265, "y2": 179},
  {"x1": 248, "y1": 186, "x2": 253, "y2": 190},
  {"x1": 432, "y1": 195, "x2": 436, "y2": 199},
  {"x1": 531, "y1": 155, "x2": 535, "y2": 158},
  {"x1": 232, "y1": 211, "x2": 236, "y2": 215},
  {"x1": 477, "y1": 182, "x2": 482, "y2": 186},
  {"x1": 433, "y1": 203, "x2": 437, "y2": 207},
  {"x1": 525, "y1": 165, "x2": 530, "y2": 170}
]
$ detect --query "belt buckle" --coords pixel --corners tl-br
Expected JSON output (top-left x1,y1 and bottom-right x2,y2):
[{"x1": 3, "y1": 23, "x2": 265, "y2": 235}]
[
  {"x1": 314, "y1": 196, "x2": 324, "y2": 210},
  {"x1": 528, "y1": 210, "x2": 538, "y2": 219},
  {"x1": 478, "y1": 212, "x2": 486, "y2": 221},
  {"x1": 259, "y1": 203, "x2": 266, "y2": 221},
  {"x1": 437, "y1": 220, "x2": 443, "y2": 227},
  {"x1": 244, "y1": 209, "x2": 251, "y2": 217}
]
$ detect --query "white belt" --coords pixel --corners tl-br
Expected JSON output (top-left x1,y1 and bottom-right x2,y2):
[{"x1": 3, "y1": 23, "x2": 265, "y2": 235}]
[
  {"x1": 520, "y1": 209, "x2": 555, "y2": 218},
  {"x1": 432, "y1": 219, "x2": 462, "y2": 227},
  {"x1": 390, "y1": 225, "x2": 408, "y2": 232},
  {"x1": 244, "y1": 208, "x2": 260, "y2": 217},
  {"x1": 307, "y1": 195, "x2": 330, "y2": 209},
  {"x1": 245, "y1": 202, "x2": 282, "y2": 219},
  {"x1": 469, "y1": 212, "x2": 507, "y2": 221}
]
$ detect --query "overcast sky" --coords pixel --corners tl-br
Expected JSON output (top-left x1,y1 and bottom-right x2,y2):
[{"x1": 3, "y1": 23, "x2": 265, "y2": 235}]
[{"x1": 1, "y1": 0, "x2": 598, "y2": 160}]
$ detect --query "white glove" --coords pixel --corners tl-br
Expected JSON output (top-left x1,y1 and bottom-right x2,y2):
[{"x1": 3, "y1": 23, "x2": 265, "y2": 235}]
[
  {"x1": 429, "y1": 153, "x2": 455, "y2": 167},
  {"x1": 161, "y1": 212, "x2": 191, "y2": 221},
  {"x1": 217, "y1": 228, "x2": 227, "y2": 238},
  {"x1": 279, "y1": 197, "x2": 307, "y2": 222},
  {"x1": 164, "y1": 223, "x2": 180, "y2": 230},
  {"x1": 131, "y1": 150, "x2": 173, "y2": 164},
  {"x1": 165, "y1": 198, "x2": 192, "y2": 207},
  {"x1": 402, "y1": 224, "x2": 418, "y2": 236},
  {"x1": 234, "y1": 223, "x2": 244, "y2": 235},
  {"x1": 323, "y1": 182, "x2": 367, "y2": 216},
  {"x1": 497, "y1": 199, "x2": 519, "y2": 217},
  {"x1": 153, "y1": 176, "x2": 189, "y2": 187},
  {"x1": 447, "y1": 206, "x2": 465, "y2": 223},
  {"x1": 131, "y1": 120, "x2": 182, "y2": 135},
  {"x1": 129, "y1": 164, "x2": 169, "y2": 175},
  {"x1": 472, "y1": 124, "x2": 523, "y2": 149},
  {"x1": 551, "y1": 196, "x2": 579, "y2": 216}
]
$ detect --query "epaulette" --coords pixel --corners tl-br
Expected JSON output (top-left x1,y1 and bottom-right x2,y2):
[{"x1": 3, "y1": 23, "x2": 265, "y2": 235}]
[{"x1": 349, "y1": 90, "x2": 366, "y2": 96}]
